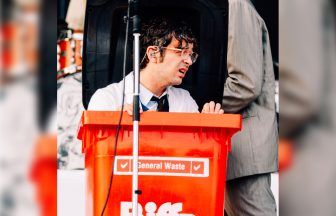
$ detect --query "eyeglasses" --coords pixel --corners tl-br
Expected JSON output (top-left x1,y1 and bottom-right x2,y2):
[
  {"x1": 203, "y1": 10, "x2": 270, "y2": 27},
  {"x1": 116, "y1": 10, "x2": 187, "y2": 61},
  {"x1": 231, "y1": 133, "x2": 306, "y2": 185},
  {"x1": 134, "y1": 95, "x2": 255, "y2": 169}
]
[{"x1": 161, "y1": 47, "x2": 198, "y2": 63}]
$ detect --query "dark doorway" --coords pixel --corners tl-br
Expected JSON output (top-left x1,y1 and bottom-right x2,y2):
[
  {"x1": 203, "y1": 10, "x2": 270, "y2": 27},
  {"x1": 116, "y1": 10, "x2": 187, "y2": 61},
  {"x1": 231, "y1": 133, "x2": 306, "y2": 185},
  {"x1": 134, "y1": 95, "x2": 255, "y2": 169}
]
[{"x1": 82, "y1": 0, "x2": 229, "y2": 110}]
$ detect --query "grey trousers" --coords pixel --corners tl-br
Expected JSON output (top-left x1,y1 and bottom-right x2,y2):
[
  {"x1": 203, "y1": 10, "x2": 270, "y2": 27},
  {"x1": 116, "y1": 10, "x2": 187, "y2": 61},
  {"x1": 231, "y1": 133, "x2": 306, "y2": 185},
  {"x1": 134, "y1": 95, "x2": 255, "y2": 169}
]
[{"x1": 225, "y1": 173, "x2": 277, "y2": 216}]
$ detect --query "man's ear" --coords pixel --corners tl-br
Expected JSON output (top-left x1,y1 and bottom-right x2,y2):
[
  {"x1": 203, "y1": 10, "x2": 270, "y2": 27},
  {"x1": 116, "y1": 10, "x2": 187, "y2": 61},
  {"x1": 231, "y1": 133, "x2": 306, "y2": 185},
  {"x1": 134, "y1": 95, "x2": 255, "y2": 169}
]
[{"x1": 146, "y1": 46, "x2": 159, "y2": 62}]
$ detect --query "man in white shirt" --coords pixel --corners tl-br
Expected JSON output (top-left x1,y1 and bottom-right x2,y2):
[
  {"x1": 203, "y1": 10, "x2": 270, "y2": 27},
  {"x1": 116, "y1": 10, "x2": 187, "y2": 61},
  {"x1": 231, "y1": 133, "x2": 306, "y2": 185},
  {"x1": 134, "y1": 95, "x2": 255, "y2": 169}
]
[{"x1": 88, "y1": 17, "x2": 223, "y2": 114}]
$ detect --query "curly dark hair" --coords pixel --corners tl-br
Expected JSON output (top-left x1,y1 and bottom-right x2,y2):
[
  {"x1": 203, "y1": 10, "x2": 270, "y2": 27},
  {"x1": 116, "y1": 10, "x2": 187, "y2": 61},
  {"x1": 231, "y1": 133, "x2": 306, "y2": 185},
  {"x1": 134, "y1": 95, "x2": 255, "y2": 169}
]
[{"x1": 140, "y1": 17, "x2": 198, "y2": 69}]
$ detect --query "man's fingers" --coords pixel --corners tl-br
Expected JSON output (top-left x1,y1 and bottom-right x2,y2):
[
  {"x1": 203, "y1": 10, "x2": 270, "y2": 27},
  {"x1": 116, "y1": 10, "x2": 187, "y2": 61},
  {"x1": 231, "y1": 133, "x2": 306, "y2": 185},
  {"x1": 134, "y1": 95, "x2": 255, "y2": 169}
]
[
  {"x1": 202, "y1": 103, "x2": 210, "y2": 113},
  {"x1": 215, "y1": 103, "x2": 221, "y2": 112},
  {"x1": 126, "y1": 107, "x2": 133, "y2": 115},
  {"x1": 126, "y1": 109, "x2": 133, "y2": 115},
  {"x1": 202, "y1": 101, "x2": 224, "y2": 114},
  {"x1": 124, "y1": 103, "x2": 133, "y2": 116},
  {"x1": 215, "y1": 103, "x2": 224, "y2": 114},
  {"x1": 124, "y1": 104, "x2": 144, "y2": 114},
  {"x1": 209, "y1": 101, "x2": 215, "y2": 113}
]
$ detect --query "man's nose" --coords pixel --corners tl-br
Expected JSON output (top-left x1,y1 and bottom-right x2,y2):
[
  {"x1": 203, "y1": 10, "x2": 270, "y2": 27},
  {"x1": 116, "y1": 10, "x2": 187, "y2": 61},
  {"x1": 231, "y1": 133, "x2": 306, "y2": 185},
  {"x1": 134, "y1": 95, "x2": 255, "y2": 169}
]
[{"x1": 183, "y1": 55, "x2": 193, "y2": 65}]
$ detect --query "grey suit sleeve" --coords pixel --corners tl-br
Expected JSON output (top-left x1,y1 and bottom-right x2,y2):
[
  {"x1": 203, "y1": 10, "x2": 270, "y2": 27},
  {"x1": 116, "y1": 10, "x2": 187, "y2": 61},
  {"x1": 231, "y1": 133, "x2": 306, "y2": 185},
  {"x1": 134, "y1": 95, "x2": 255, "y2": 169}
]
[{"x1": 222, "y1": 0, "x2": 263, "y2": 113}]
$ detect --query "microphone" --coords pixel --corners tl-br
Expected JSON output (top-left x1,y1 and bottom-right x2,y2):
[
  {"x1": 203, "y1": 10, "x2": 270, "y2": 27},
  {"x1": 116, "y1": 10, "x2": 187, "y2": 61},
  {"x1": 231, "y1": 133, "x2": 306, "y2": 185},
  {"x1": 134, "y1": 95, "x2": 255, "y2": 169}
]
[{"x1": 130, "y1": 0, "x2": 141, "y2": 34}]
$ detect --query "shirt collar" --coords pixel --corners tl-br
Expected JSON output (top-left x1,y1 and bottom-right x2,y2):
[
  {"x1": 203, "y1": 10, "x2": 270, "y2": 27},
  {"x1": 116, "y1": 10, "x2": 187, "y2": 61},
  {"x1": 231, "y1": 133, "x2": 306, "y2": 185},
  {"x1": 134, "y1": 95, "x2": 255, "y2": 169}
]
[{"x1": 140, "y1": 84, "x2": 169, "y2": 106}]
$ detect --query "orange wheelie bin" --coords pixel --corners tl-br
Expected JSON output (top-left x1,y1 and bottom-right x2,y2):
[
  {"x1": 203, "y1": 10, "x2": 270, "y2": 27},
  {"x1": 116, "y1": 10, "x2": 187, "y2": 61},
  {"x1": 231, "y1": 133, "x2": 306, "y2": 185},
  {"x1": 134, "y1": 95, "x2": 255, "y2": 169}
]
[{"x1": 78, "y1": 111, "x2": 242, "y2": 215}]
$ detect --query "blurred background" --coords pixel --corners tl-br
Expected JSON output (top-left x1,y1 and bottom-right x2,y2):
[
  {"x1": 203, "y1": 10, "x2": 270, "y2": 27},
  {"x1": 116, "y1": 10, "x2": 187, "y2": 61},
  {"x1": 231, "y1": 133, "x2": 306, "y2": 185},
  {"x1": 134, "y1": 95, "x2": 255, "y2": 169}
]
[
  {"x1": 1, "y1": 0, "x2": 57, "y2": 215},
  {"x1": 0, "y1": 0, "x2": 335, "y2": 215},
  {"x1": 279, "y1": 0, "x2": 336, "y2": 215}
]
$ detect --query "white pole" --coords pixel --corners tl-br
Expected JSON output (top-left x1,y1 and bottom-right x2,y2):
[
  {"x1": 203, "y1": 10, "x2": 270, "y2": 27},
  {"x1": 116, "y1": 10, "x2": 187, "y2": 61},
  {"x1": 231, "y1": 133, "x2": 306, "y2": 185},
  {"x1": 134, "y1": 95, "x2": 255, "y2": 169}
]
[{"x1": 132, "y1": 32, "x2": 141, "y2": 216}]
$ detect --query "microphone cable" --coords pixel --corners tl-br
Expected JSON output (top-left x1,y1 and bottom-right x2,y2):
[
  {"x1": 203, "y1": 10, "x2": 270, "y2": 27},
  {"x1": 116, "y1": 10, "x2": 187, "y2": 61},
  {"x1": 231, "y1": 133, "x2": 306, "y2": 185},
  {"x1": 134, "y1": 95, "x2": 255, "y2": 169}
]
[{"x1": 100, "y1": 4, "x2": 130, "y2": 216}]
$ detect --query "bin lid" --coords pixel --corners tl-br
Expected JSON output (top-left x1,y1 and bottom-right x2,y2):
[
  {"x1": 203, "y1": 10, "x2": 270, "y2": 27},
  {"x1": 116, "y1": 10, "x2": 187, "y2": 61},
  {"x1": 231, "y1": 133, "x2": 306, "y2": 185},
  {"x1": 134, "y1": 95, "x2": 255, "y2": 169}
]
[{"x1": 77, "y1": 111, "x2": 241, "y2": 139}]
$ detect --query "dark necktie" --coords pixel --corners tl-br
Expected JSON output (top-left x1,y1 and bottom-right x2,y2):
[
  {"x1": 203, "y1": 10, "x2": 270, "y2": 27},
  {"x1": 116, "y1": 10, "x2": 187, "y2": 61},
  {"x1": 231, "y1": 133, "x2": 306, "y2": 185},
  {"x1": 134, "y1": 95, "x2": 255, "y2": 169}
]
[{"x1": 150, "y1": 95, "x2": 169, "y2": 112}]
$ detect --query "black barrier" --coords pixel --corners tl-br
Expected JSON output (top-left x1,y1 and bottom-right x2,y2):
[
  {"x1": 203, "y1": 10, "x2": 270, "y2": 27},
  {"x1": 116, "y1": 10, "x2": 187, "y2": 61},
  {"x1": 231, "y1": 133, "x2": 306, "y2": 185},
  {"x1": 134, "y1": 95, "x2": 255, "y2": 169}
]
[{"x1": 82, "y1": 0, "x2": 229, "y2": 110}]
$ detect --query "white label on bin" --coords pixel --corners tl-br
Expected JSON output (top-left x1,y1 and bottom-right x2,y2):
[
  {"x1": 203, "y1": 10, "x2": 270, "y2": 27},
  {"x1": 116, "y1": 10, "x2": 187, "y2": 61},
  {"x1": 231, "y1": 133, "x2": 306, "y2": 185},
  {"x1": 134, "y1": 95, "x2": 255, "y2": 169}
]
[
  {"x1": 114, "y1": 156, "x2": 209, "y2": 177},
  {"x1": 120, "y1": 201, "x2": 195, "y2": 216}
]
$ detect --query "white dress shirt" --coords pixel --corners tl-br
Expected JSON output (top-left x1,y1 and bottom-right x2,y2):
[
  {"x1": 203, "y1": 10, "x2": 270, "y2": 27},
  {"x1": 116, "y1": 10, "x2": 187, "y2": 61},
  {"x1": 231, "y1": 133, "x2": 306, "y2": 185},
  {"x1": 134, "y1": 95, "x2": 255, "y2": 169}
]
[
  {"x1": 88, "y1": 73, "x2": 199, "y2": 112},
  {"x1": 139, "y1": 84, "x2": 168, "y2": 111}
]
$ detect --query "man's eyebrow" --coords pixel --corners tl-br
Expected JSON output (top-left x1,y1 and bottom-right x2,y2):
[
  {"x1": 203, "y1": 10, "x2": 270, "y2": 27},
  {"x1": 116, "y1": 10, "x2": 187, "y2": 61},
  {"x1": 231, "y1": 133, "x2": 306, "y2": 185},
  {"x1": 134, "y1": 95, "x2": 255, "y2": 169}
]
[
  {"x1": 177, "y1": 45, "x2": 189, "y2": 49},
  {"x1": 182, "y1": 45, "x2": 189, "y2": 49}
]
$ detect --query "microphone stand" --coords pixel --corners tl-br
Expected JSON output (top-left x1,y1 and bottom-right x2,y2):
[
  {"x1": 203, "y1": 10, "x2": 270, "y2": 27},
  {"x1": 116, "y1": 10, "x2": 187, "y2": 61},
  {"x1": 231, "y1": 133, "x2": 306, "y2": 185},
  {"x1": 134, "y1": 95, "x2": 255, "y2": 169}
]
[{"x1": 130, "y1": 0, "x2": 141, "y2": 215}]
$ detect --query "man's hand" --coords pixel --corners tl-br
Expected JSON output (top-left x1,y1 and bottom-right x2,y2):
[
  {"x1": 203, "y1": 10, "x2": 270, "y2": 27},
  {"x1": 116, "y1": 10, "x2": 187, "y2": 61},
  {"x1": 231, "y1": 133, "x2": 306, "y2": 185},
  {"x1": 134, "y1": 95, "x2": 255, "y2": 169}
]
[
  {"x1": 117, "y1": 103, "x2": 143, "y2": 115},
  {"x1": 202, "y1": 101, "x2": 224, "y2": 114}
]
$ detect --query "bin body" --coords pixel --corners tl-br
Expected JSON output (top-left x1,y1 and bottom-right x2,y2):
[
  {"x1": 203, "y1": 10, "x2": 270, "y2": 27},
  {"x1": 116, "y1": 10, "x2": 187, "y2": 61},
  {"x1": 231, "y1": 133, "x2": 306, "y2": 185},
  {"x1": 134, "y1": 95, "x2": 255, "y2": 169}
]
[{"x1": 78, "y1": 111, "x2": 242, "y2": 216}]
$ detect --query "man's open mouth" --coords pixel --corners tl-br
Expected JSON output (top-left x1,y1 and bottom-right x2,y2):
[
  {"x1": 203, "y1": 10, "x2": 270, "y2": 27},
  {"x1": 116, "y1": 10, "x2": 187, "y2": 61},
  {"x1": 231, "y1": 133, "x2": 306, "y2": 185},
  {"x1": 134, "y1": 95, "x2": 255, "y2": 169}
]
[
  {"x1": 179, "y1": 69, "x2": 186, "y2": 74},
  {"x1": 179, "y1": 67, "x2": 188, "y2": 74}
]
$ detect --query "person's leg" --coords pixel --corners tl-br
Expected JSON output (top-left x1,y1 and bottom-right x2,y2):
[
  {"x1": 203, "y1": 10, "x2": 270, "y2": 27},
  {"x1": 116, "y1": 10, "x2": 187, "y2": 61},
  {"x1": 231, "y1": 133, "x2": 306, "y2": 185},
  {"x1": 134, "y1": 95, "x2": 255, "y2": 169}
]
[{"x1": 225, "y1": 173, "x2": 277, "y2": 216}]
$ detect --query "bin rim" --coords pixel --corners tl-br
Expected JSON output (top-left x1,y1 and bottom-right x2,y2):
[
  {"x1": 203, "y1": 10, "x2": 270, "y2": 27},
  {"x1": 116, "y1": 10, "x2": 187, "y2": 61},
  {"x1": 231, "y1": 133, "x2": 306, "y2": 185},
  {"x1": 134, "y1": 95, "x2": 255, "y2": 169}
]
[{"x1": 79, "y1": 111, "x2": 242, "y2": 128}]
